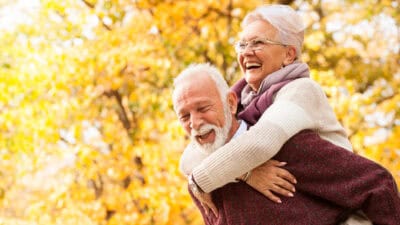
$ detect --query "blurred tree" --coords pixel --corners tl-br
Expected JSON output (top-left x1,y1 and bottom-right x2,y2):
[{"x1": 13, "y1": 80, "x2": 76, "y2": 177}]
[{"x1": 0, "y1": 0, "x2": 399, "y2": 224}]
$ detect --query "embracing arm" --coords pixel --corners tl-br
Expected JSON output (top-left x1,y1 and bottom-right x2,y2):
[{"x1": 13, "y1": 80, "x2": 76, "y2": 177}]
[
  {"x1": 192, "y1": 78, "x2": 349, "y2": 193},
  {"x1": 179, "y1": 142, "x2": 209, "y2": 177}
]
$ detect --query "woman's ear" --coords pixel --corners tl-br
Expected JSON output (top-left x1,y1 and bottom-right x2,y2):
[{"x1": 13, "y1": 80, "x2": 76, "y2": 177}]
[
  {"x1": 283, "y1": 46, "x2": 297, "y2": 66},
  {"x1": 227, "y1": 91, "x2": 238, "y2": 115}
]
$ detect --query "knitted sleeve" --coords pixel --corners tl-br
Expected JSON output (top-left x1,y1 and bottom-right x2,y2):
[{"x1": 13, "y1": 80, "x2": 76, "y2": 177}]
[
  {"x1": 192, "y1": 78, "x2": 349, "y2": 193},
  {"x1": 179, "y1": 143, "x2": 209, "y2": 176}
]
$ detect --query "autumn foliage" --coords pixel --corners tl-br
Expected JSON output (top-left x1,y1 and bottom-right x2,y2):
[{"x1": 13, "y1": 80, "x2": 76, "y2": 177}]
[{"x1": 0, "y1": 0, "x2": 399, "y2": 224}]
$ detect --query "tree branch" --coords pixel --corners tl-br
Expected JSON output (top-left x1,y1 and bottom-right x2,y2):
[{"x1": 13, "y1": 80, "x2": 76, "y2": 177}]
[{"x1": 103, "y1": 90, "x2": 131, "y2": 132}]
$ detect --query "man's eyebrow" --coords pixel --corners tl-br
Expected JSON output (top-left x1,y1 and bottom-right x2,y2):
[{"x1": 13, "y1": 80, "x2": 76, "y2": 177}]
[{"x1": 177, "y1": 108, "x2": 187, "y2": 116}]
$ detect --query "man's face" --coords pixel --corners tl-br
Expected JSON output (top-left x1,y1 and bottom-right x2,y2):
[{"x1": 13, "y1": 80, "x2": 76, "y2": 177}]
[{"x1": 173, "y1": 74, "x2": 232, "y2": 153}]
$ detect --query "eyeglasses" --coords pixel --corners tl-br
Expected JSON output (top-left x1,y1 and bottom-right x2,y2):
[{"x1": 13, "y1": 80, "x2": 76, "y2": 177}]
[{"x1": 234, "y1": 37, "x2": 286, "y2": 54}]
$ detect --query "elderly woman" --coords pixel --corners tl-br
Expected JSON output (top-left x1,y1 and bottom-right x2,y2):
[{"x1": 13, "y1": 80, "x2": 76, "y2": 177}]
[
  {"x1": 178, "y1": 4, "x2": 400, "y2": 224},
  {"x1": 183, "y1": 4, "x2": 353, "y2": 191}
]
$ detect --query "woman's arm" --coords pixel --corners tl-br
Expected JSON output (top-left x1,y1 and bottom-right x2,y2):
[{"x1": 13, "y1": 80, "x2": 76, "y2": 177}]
[
  {"x1": 179, "y1": 143, "x2": 209, "y2": 177},
  {"x1": 192, "y1": 78, "x2": 344, "y2": 193}
]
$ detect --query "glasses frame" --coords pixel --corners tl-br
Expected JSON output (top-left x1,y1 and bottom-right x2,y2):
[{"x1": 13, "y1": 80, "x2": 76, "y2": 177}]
[{"x1": 234, "y1": 37, "x2": 287, "y2": 54}]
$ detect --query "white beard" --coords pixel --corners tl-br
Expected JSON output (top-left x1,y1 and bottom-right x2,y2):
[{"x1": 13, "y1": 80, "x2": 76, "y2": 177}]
[{"x1": 191, "y1": 104, "x2": 232, "y2": 154}]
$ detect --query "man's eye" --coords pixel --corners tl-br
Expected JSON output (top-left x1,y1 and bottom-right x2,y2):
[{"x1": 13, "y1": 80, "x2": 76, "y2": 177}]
[
  {"x1": 180, "y1": 115, "x2": 189, "y2": 122},
  {"x1": 199, "y1": 106, "x2": 210, "y2": 112}
]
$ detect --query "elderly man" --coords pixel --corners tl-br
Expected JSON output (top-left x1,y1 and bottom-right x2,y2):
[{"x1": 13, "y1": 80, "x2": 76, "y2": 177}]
[{"x1": 172, "y1": 63, "x2": 400, "y2": 224}]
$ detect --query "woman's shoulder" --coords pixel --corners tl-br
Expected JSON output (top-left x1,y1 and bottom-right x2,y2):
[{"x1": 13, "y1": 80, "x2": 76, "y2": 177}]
[
  {"x1": 278, "y1": 77, "x2": 325, "y2": 97},
  {"x1": 286, "y1": 77, "x2": 321, "y2": 89}
]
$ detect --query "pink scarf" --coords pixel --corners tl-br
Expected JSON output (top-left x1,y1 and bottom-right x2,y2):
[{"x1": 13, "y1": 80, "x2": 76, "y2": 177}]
[{"x1": 231, "y1": 62, "x2": 310, "y2": 125}]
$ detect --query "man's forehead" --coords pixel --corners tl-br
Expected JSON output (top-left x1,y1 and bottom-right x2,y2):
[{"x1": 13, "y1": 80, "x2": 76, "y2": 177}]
[
  {"x1": 176, "y1": 75, "x2": 216, "y2": 95},
  {"x1": 174, "y1": 86, "x2": 217, "y2": 113},
  {"x1": 175, "y1": 87, "x2": 213, "y2": 107},
  {"x1": 173, "y1": 73, "x2": 218, "y2": 104}
]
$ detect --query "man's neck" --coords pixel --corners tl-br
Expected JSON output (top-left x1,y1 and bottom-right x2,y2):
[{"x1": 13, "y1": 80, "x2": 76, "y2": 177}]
[{"x1": 226, "y1": 119, "x2": 241, "y2": 142}]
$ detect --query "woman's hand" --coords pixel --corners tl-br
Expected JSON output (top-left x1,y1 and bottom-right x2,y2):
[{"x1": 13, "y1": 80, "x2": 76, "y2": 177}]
[
  {"x1": 193, "y1": 192, "x2": 218, "y2": 217},
  {"x1": 188, "y1": 174, "x2": 218, "y2": 216},
  {"x1": 245, "y1": 160, "x2": 297, "y2": 203}
]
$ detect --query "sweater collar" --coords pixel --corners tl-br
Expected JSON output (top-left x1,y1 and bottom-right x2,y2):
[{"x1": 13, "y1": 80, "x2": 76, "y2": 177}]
[{"x1": 232, "y1": 120, "x2": 248, "y2": 139}]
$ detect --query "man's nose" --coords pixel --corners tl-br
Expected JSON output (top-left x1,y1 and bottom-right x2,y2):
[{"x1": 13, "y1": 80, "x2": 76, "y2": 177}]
[{"x1": 190, "y1": 113, "x2": 203, "y2": 131}]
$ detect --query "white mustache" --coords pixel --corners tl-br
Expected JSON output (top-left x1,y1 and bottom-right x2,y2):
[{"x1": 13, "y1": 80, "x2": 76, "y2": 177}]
[{"x1": 191, "y1": 124, "x2": 215, "y2": 137}]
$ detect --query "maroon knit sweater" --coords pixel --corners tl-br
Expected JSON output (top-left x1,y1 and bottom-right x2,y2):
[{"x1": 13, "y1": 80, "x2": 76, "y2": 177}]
[{"x1": 190, "y1": 78, "x2": 400, "y2": 224}]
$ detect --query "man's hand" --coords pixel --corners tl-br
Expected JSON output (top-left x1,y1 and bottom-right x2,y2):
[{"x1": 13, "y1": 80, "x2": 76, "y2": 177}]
[{"x1": 245, "y1": 160, "x2": 297, "y2": 203}]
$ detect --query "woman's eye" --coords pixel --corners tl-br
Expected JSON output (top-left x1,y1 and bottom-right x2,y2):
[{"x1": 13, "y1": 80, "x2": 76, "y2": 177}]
[
  {"x1": 253, "y1": 40, "x2": 264, "y2": 45},
  {"x1": 238, "y1": 42, "x2": 246, "y2": 48}
]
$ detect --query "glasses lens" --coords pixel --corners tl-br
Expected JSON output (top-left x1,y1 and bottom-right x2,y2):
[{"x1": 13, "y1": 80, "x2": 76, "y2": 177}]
[
  {"x1": 239, "y1": 40, "x2": 256, "y2": 53},
  {"x1": 234, "y1": 41, "x2": 244, "y2": 53}
]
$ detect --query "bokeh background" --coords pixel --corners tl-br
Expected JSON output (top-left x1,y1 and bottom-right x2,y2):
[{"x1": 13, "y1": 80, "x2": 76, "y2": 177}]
[{"x1": 0, "y1": 0, "x2": 399, "y2": 224}]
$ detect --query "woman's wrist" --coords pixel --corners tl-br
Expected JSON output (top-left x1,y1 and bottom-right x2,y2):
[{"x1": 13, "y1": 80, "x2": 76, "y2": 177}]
[
  {"x1": 235, "y1": 171, "x2": 252, "y2": 182},
  {"x1": 188, "y1": 173, "x2": 204, "y2": 194}
]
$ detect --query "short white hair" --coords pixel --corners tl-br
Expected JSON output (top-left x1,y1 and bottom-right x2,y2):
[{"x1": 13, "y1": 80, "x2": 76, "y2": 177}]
[
  {"x1": 242, "y1": 4, "x2": 305, "y2": 59},
  {"x1": 173, "y1": 63, "x2": 230, "y2": 107}
]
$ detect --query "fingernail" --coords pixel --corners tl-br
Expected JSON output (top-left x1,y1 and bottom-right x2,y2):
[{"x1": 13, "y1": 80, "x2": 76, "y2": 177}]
[
  {"x1": 292, "y1": 188, "x2": 296, "y2": 192},
  {"x1": 281, "y1": 162, "x2": 287, "y2": 165},
  {"x1": 288, "y1": 193, "x2": 294, "y2": 197},
  {"x1": 277, "y1": 199, "x2": 282, "y2": 203},
  {"x1": 293, "y1": 179, "x2": 297, "y2": 184}
]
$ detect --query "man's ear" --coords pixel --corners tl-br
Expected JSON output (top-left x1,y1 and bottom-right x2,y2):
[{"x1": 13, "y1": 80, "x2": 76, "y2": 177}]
[
  {"x1": 283, "y1": 46, "x2": 297, "y2": 66},
  {"x1": 227, "y1": 91, "x2": 238, "y2": 115}
]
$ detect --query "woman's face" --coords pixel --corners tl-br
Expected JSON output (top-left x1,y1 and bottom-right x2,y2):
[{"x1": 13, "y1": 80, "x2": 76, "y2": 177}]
[{"x1": 237, "y1": 20, "x2": 288, "y2": 91}]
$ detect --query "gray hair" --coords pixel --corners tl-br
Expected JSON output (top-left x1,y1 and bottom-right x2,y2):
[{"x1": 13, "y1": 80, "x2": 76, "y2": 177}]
[
  {"x1": 173, "y1": 63, "x2": 230, "y2": 107},
  {"x1": 242, "y1": 4, "x2": 305, "y2": 59}
]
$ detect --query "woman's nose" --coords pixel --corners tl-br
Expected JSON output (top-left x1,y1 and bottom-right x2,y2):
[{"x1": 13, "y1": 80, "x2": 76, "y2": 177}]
[{"x1": 242, "y1": 46, "x2": 255, "y2": 55}]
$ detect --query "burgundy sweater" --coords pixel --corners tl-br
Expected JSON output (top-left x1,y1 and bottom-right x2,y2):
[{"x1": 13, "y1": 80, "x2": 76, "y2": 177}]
[{"x1": 190, "y1": 78, "x2": 400, "y2": 224}]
